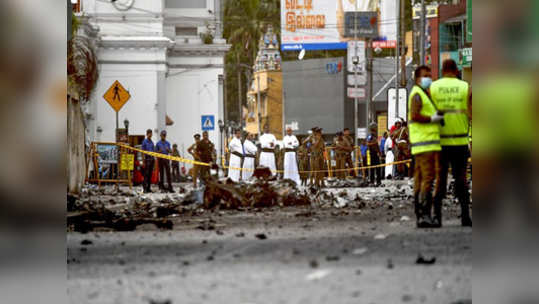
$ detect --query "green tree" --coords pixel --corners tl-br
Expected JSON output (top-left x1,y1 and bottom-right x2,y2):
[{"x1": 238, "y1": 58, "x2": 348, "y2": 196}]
[{"x1": 223, "y1": 0, "x2": 280, "y2": 124}]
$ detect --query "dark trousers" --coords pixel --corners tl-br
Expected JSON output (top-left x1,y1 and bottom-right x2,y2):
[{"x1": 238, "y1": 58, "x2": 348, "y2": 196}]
[
  {"x1": 171, "y1": 162, "x2": 180, "y2": 182},
  {"x1": 158, "y1": 158, "x2": 172, "y2": 190},
  {"x1": 143, "y1": 158, "x2": 154, "y2": 192},
  {"x1": 434, "y1": 145, "x2": 471, "y2": 219},
  {"x1": 369, "y1": 153, "x2": 382, "y2": 185}
]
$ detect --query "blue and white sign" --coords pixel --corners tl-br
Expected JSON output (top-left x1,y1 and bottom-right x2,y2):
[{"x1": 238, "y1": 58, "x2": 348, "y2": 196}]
[{"x1": 201, "y1": 115, "x2": 215, "y2": 131}]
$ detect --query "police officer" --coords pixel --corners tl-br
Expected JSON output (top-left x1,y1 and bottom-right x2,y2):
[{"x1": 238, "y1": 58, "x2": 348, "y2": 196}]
[
  {"x1": 187, "y1": 134, "x2": 201, "y2": 188},
  {"x1": 171, "y1": 144, "x2": 180, "y2": 182},
  {"x1": 366, "y1": 123, "x2": 382, "y2": 186},
  {"x1": 304, "y1": 127, "x2": 325, "y2": 189},
  {"x1": 141, "y1": 129, "x2": 155, "y2": 193},
  {"x1": 408, "y1": 65, "x2": 443, "y2": 228},
  {"x1": 342, "y1": 128, "x2": 355, "y2": 177},
  {"x1": 156, "y1": 130, "x2": 174, "y2": 193},
  {"x1": 334, "y1": 132, "x2": 348, "y2": 179},
  {"x1": 197, "y1": 131, "x2": 216, "y2": 183},
  {"x1": 431, "y1": 59, "x2": 472, "y2": 227}
]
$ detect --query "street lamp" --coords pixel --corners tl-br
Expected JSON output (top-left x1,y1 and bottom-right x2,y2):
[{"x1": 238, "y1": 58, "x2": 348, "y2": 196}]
[{"x1": 218, "y1": 119, "x2": 224, "y2": 171}]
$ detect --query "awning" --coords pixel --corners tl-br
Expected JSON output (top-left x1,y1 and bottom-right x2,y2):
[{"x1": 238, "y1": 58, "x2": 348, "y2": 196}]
[{"x1": 443, "y1": 14, "x2": 467, "y2": 24}]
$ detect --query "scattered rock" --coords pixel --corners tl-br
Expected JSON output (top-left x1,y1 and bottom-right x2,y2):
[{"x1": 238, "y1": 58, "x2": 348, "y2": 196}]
[
  {"x1": 374, "y1": 233, "x2": 387, "y2": 240},
  {"x1": 80, "y1": 239, "x2": 93, "y2": 246},
  {"x1": 352, "y1": 248, "x2": 368, "y2": 255},
  {"x1": 416, "y1": 254, "x2": 436, "y2": 265},
  {"x1": 235, "y1": 232, "x2": 245, "y2": 237},
  {"x1": 326, "y1": 255, "x2": 340, "y2": 262},
  {"x1": 148, "y1": 299, "x2": 172, "y2": 304},
  {"x1": 400, "y1": 215, "x2": 411, "y2": 222},
  {"x1": 402, "y1": 294, "x2": 413, "y2": 302},
  {"x1": 255, "y1": 233, "x2": 267, "y2": 240},
  {"x1": 309, "y1": 260, "x2": 319, "y2": 268},
  {"x1": 305, "y1": 269, "x2": 332, "y2": 281},
  {"x1": 386, "y1": 258, "x2": 394, "y2": 269}
]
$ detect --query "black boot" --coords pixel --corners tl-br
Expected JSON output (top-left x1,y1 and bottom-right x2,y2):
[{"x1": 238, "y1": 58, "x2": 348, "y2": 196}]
[
  {"x1": 431, "y1": 196, "x2": 442, "y2": 228},
  {"x1": 416, "y1": 194, "x2": 434, "y2": 228},
  {"x1": 460, "y1": 199, "x2": 472, "y2": 227}
]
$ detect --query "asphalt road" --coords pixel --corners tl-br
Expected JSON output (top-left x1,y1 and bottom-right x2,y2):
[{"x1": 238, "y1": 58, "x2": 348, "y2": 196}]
[{"x1": 67, "y1": 187, "x2": 472, "y2": 304}]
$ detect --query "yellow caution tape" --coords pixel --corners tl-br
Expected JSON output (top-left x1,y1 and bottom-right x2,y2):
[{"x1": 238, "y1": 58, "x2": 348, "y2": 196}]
[{"x1": 108, "y1": 142, "x2": 469, "y2": 175}]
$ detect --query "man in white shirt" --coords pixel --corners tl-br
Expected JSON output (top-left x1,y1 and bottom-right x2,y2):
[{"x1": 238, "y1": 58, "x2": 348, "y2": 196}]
[
  {"x1": 227, "y1": 129, "x2": 243, "y2": 182},
  {"x1": 258, "y1": 125, "x2": 277, "y2": 175},
  {"x1": 242, "y1": 133, "x2": 257, "y2": 181},
  {"x1": 282, "y1": 127, "x2": 301, "y2": 185},
  {"x1": 384, "y1": 135, "x2": 394, "y2": 178}
]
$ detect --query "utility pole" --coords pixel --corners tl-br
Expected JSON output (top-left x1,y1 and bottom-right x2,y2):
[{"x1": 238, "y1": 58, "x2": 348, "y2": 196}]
[
  {"x1": 420, "y1": 0, "x2": 426, "y2": 65},
  {"x1": 400, "y1": 0, "x2": 407, "y2": 87},
  {"x1": 366, "y1": 38, "x2": 372, "y2": 127},
  {"x1": 395, "y1": 0, "x2": 400, "y2": 119},
  {"x1": 236, "y1": 53, "x2": 242, "y2": 124},
  {"x1": 353, "y1": 0, "x2": 358, "y2": 147},
  {"x1": 256, "y1": 73, "x2": 262, "y2": 138}
]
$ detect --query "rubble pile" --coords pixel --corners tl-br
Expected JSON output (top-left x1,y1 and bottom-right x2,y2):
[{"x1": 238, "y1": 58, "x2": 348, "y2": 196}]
[{"x1": 67, "y1": 176, "x2": 420, "y2": 232}]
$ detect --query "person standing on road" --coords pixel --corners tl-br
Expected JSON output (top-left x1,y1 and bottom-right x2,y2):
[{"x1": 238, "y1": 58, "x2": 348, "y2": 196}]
[
  {"x1": 408, "y1": 65, "x2": 443, "y2": 228},
  {"x1": 187, "y1": 134, "x2": 201, "y2": 188},
  {"x1": 283, "y1": 127, "x2": 301, "y2": 185},
  {"x1": 384, "y1": 134, "x2": 394, "y2": 178},
  {"x1": 431, "y1": 59, "x2": 473, "y2": 227},
  {"x1": 342, "y1": 128, "x2": 356, "y2": 177},
  {"x1": 259, "y1": 125, "x2": 277, "y2": 175},
  {"x1": 171, "y1": 144, "x2": 180, "y2": 182},
  {"x1": 366, "y1": 123, "x2": 382, "y2": 186},
  {"x1": 156, "y1": 130, "x2": 174, "y2": 193},
  {"x1": 227, "y1": 129, "x2": 243, "y2": 182},
  {"x1": 196, "y1": 131, "x2": 216, "y2": 184},
  {"x1": 141, "y1": 129, "x2": 155, "y2": 193},
  {"x1": 242, "y1": 133, "x2": 257, "y2": 181},
  {"x1": 303, "y1": 127, "x2": 325, "y2": 189},
  {"x1": 334, "y1": 132, "x2": 348, "y2": 180}
]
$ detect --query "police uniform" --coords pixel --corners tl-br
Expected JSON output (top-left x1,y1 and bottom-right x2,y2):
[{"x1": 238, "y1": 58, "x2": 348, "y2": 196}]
[
  {"x1": 408, "y1": 85, "x2": 442, "y2": 227},
  {"x1": 334, "y1": 133, "x2": 348, "y2": 179},
  {"x1": 430, "y1": 75, "x2": 472, "y2": 226},
  {"x1": 343, "y1": 134, "x2": 355, "y2": 177},
  {"x1": 297, "y1": 144, "x2": 309, "y2": 186},
  {"x1": 187, "y1": 134, "x2": 201, "y2": 188},
  {"x1": 304, "y1": 128, "x2": 325, "y2": 188},
  {"x1": 197, "y1": 136, "x2": 215, "y2": 183}
]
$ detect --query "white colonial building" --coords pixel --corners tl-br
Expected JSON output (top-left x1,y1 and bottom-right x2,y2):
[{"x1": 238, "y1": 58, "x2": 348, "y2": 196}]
[{"x1": 77, "y1": 0, "x2": 229, "y2": 158}]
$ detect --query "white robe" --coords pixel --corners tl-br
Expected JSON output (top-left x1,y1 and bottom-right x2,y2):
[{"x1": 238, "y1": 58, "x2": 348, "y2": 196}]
[
  {"x1": 384, "y1": 137, "x2": 394, "y2": 178},
  {"x1": 283, "y1": 135, "x2": 301, "y2": 185},
  {"x1": 227, "y1": 137, "x2": 243, "y2": 182},
  {"x1": 259, "y1": 133, "x2": 277, "y2": 175},
  {"x1": 242, "y1": 139, "x2": 257, "y2": 180}
]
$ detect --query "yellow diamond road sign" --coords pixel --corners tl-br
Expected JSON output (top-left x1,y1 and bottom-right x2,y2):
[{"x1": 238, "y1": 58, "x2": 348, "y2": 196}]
[{"x1": 103, "y1": 80, "x2": 131, "y2": 112}]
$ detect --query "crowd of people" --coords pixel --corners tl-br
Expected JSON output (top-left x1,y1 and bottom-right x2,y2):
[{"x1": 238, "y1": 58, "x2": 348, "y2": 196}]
[{"x1": 137, "y1": 58, "x2": 471, "y2": 230}]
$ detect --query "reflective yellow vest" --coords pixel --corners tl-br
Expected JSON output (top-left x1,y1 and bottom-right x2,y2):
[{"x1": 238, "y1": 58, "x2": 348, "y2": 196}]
[
  {"x1": 408, "y1": 85, "x2": 442, "y2": 155},
  {"x1": 430, "y1": 77, "x2": 470, "y2": 146}
]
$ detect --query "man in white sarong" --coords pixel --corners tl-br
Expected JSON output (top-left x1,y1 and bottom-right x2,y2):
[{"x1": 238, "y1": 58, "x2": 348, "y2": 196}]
[
  {"x1": 384, "y1": 135, "x2": 394, "y2": 178},
  {"x1": 227, "y1": 129, "x2": 243, "y2": 182},
  {"x1": 242, "y1": 133, "x2": 257, "y2": 181},
  {"x1": 258, "y1": 125, "x2": 277, "y2": 175},
  {"x1": 282, "y1": 127, "x2": 301, "y2": 185}
]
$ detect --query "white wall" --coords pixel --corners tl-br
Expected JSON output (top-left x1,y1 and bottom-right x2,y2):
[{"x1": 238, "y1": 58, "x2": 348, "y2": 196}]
[
  {"x1": 166, "y1": 68, "x2": 223, "y2": 162},
  {"x1": 89, "y1": 64, "x2": 161, "y2": 142}
]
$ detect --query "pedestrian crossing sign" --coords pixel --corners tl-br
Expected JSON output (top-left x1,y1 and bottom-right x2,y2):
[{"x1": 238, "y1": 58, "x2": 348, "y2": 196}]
[
  {"x1": 201, "y1": 115, "x2": 215, "y2": 131},
  {"x1": 103, "y1": 80, "x2": 131, "y2": 112}
]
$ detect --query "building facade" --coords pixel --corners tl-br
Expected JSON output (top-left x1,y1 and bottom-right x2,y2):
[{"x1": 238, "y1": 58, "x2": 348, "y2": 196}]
[{"x1": 77, "y1": 0, "x2": 229, "y2": 159}]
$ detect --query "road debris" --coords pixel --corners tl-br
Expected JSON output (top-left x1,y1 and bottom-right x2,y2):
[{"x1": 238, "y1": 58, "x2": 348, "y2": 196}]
[
  {"x1": 305, "y1": 269, "x2": 332, "y2": 281},
  {"x1": 416, "y1": 254, "x2": 437, "y2": 265},
  {"x1": 352, "y1": 247, "x2": 368, "y2": 255},
  {"x1": 255, "y1": 233, "x2": 267, "y2": 240}
]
